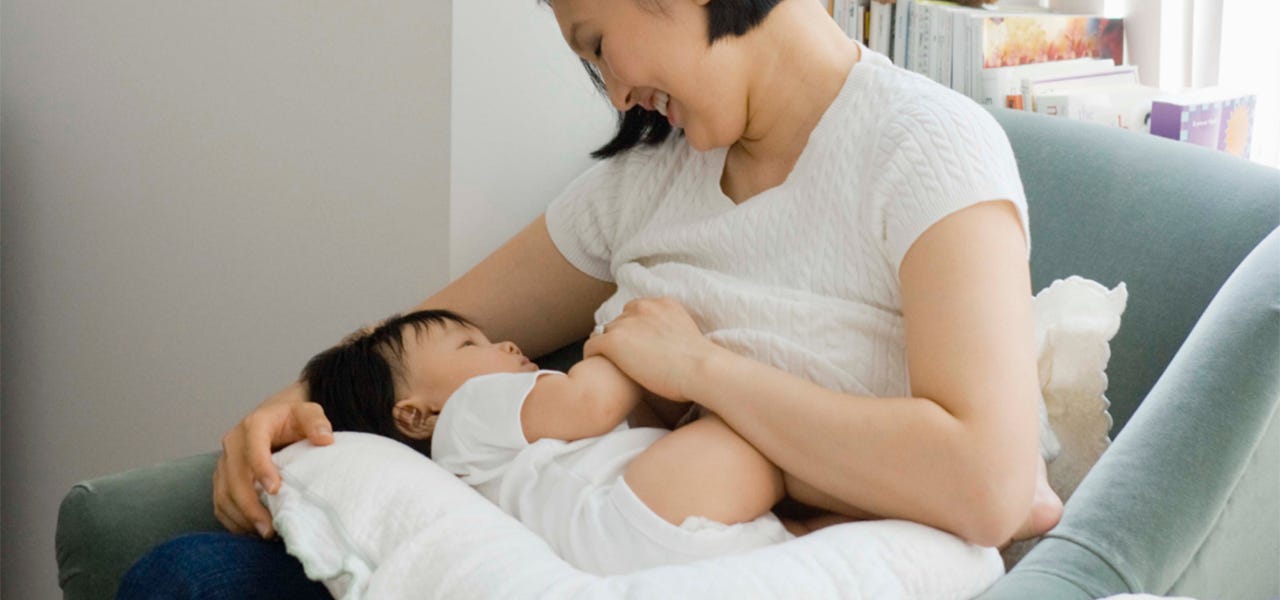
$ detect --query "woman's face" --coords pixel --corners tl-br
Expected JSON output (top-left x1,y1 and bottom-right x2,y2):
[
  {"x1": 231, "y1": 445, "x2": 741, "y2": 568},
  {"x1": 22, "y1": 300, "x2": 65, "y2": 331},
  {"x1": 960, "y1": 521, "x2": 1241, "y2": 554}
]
[{"x1": 550, "y1": 0, "x2": 748, "y2": 151}]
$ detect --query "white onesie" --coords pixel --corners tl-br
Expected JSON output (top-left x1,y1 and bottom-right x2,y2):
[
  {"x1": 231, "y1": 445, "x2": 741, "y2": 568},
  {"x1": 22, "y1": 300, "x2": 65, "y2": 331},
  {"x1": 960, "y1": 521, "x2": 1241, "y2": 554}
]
[{"x1": 430, "y1": 370, "x2": 795, "y2": 576}]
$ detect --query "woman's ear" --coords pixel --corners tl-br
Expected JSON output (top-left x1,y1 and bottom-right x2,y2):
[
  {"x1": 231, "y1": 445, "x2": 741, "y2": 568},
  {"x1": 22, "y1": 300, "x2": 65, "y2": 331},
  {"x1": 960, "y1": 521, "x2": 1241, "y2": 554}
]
[{"x1": 393, "y1": 399, "x2": 437, "y2": 440}]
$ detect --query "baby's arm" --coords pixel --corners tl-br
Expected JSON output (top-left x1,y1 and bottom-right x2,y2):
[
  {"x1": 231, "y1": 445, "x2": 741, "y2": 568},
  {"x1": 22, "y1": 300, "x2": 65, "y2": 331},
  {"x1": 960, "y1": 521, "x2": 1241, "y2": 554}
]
[{"x1": 520, "y1": 356, "x2": 645, "y2": 443}]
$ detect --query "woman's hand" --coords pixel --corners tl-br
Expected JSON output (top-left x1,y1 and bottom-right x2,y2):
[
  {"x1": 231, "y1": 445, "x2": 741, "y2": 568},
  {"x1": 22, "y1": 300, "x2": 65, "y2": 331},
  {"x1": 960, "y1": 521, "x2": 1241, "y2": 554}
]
[
  {"x1": 582, "y1": 297, "x2": 720, "y2": 403},
  {"x1": 212, "y1": 381, "x2": 334, "y2": 537}
]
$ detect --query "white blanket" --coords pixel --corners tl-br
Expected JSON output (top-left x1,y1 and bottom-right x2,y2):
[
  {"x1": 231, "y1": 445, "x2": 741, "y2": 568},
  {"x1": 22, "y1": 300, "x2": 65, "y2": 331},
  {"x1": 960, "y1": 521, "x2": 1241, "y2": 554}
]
[{"x1": 266, "y1": 432, "x2": 1003, "y2": 600}]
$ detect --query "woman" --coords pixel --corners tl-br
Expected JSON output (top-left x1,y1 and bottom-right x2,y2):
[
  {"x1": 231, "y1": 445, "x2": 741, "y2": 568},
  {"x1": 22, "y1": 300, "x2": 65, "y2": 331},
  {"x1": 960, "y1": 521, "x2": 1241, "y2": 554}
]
[{"x1": 120, "y1": 0, "x2": 1060, "y2": 596}]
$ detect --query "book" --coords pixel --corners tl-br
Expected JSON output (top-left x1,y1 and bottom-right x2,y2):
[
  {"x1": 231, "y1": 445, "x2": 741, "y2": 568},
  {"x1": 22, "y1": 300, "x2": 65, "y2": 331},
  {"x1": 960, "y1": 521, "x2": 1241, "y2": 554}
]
[
  {"x1": 982, "y1": 13, "x2": 1123, "y2": 68},
  {"x1": 978, "y1": 58, "x2": 1114, "y2": 107},
  {"x1": 893, "y1": 0, "x2": 912, "y2": 67},
  {"x1": 1150, "y1": 89, "x2": 1257, "y2": 158},
  {"x1": 911, "y1": 0, "x2": 931, "y2": 76},
  {"x1": 855, "y1": 4, "x2": 866, "y2": 44},
  {"x1": 1031, "y1": 84, "x2": 1162, "y2": 131},
  {"x1": 1021, "y1": 64, "x2": 1140, "y2": 111},
  {"x1": 870, "y1": 1, "x2": 895, "y2": 55},
  {"x1": 875, "y1": 0, "x2": 1132, "y2": 117},
  {"x1": 935, "y1": 2, "x2": 953, "y2": 87}
]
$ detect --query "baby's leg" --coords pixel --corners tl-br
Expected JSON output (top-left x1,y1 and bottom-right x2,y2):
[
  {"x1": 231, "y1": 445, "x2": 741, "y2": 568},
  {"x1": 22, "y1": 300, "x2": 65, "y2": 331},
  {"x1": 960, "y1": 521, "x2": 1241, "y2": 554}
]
[{"x1": 623, "y1": 413, "x2": 785, "y2": 527}]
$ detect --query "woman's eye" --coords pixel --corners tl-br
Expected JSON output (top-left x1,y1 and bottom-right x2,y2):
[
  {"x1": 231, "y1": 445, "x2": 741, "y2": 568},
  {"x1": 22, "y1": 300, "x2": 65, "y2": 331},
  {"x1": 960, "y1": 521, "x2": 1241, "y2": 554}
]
[{"x1": 461, "y1": 341, "x2": 475, "y2": 348}]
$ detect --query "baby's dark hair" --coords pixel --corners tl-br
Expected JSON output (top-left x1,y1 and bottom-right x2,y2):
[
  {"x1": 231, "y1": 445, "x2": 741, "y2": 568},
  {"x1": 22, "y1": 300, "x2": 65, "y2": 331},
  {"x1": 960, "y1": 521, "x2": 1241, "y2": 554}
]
[{"x1": 300, "y1": 309, "x2": 476, "y2": 457}]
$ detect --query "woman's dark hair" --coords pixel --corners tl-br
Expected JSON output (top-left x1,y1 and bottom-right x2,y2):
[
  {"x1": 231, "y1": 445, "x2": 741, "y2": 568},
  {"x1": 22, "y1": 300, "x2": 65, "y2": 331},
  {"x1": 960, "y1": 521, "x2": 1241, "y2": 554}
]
[
  {"x1": 539, "y1": 0, "x2": 784, "y2": 159},
  {"x1": 300, "y1": 309, "x2": 475, "y2": 457}
]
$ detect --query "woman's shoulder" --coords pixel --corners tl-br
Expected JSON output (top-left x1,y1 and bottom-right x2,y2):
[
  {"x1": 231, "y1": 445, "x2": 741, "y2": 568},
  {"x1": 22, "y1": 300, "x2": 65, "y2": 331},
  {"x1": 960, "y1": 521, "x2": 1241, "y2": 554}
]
[{"x1": 841, "y1": 49, "x2": 1000, "y2": 135}]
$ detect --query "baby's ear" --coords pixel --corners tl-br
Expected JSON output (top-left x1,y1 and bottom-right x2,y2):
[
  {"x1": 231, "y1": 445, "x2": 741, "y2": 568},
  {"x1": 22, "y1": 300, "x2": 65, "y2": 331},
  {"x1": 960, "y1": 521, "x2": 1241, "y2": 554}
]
[{"x1": 393, "y1": 400, "x2": 437, "y2": 440}]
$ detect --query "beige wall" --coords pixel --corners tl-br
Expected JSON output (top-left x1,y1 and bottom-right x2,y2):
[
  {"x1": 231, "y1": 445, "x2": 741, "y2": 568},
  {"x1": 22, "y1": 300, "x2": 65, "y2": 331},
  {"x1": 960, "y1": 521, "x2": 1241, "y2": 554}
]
[{"x1": 1, "y1": 1, "x2": 452, "y2": 597}]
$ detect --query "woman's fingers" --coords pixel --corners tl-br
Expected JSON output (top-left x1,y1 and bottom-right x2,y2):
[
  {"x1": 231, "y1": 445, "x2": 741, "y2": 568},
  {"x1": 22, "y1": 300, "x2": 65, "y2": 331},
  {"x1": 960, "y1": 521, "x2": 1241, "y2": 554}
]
[
  {"x1": 223, "y1": 424, "x2": 278, "y2": 538},
  {"x1": 212, "y1": 454, "x2": 253, "y2": 534},
  {"x1": 213, "y1": 382, "x2": 325, "y2": 539},
  {"x1": 214, "y1": 433, "x2": 273, "y2": 537},
  {"x1": 244, "y1": 409, "x2": 286, "y2": 493},
  {"x1": 291, "y1": 402, "x2": 335, "y2": 446}
]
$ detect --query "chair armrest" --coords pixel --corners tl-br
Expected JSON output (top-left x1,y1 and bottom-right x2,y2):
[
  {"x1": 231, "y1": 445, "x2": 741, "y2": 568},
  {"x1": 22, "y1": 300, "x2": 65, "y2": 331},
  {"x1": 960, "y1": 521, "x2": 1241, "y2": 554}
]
[
  {"x1": 978, "y1": 228, "x2": 1280, "y2": 599},
  {"x1": 56, "y1": 451, "x2": 224, "y2": 600}
]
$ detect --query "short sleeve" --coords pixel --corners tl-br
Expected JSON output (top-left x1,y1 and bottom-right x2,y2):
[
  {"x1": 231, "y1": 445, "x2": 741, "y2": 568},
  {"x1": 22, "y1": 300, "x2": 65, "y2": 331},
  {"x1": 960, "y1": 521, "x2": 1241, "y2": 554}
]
[
  {"x1": 871, "y1": 97, "x2": 1032, "y2": 278},
  {"x1": 430, "y1": 370, "x2": 557, "y2": 485},
  {"x1": 544, "y1": 158, "x2": 626, "y2": 283}
]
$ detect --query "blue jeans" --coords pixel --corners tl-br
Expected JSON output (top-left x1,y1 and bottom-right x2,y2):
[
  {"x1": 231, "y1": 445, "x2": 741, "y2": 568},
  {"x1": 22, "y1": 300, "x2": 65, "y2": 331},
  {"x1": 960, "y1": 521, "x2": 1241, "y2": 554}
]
[{"x1": 116, "y1": 532, "x2": 331, "y2": 600}]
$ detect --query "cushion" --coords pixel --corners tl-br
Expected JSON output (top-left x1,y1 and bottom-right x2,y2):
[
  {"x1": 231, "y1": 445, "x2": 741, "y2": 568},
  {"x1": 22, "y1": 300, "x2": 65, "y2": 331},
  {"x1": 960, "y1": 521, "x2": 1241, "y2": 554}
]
[
  {"x1": 1033, "y1": 275, "x2": 1128, "y2": 501},
  {"x1": 265, "y1": 432, "x2": 1003, "y2": 599},
  {"x1": 1003, "y1": 275, "x2": 1128, "y2": 566}
]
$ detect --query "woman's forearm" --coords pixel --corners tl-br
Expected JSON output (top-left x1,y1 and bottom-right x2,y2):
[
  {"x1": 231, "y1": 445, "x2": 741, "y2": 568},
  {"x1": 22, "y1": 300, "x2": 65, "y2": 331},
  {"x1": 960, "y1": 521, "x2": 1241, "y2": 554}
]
[{"x1": 687, "y1": 346, "x2": 1036, "y2": 547}]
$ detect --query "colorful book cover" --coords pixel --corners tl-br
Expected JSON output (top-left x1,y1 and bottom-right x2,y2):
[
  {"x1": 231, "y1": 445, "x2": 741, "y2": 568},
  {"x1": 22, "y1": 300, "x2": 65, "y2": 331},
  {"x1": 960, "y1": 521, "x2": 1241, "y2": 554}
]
[
  {"x1": 1150, "y1": 92, "x2": 1256, "y2": 158},
  {"x1": 982, "y1": 15, "x2": 1124, "y2": 68}
]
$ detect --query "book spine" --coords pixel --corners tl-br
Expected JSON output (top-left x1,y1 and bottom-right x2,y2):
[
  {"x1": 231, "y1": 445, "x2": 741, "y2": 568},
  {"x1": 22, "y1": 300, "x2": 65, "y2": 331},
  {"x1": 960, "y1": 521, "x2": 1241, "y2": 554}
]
[
  {"x1": 970, "y1": 16, "x2": 983, "y2": 102},
  {"x1": 951, "y1": 7, "x2": 965, "y2": 94},
  {"x1": 864, "y1": 5, "x2": 872, "y2": 45},
  {"x1": 908, "y1": 0, "x2": 923, "y2": 74},
  {"x1": 872, "y1": 2, "x2": 895, "y2": 55},
  {"x1": 893, "y1": 0, "x2": 910, "y2": 66},
  {"x1": 855, "y1": 5, "x2": 866, "y2": 44},
  {"x1": 934, "y1": 4, "x2": 950, "y2": 87}
]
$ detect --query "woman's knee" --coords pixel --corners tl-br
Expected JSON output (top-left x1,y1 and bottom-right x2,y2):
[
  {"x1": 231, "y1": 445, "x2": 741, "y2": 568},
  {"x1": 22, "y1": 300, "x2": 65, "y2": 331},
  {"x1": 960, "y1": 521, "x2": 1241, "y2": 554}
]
[{"x1": 116, "y1": 532, "x2": 329, "y2": 600}]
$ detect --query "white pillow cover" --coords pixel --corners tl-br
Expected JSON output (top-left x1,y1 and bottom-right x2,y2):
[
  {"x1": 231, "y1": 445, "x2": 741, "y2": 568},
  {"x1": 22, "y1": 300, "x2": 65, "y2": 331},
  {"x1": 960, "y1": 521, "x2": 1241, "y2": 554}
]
[
  {"x1": 1003, "y1": 275, "x2": 1128, "y2": 567},
  {"x1": 265, "y1": 276, "x2": 1127, "y2": 600}
]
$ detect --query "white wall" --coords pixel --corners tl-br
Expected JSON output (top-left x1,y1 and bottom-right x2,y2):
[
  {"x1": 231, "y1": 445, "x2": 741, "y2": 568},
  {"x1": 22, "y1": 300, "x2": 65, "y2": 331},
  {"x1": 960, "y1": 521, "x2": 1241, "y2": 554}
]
[
  {"x1": 1, "y1": 2, "x2": 452, "y2": 598},
  {"x1": 450, "y1": 0, "x2": 614, "y2": 278}
]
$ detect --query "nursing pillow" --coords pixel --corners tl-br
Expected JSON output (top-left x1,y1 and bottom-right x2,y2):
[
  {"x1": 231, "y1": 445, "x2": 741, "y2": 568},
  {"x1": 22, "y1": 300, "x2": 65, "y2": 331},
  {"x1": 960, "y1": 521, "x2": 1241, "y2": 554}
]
[
  {"x1": 265, "y1": 432, "x2": 1003, "y2": 600},
  {"x1": 264, "y1": 276, "x2": 1127, "y2": 599}
]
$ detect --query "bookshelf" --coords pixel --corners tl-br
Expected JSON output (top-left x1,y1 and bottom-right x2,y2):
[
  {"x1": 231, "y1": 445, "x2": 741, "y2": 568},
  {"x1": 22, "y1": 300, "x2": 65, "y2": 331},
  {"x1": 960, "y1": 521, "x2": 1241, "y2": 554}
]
[{"x1": 821, "y1": 0, "x2": 1259, "y2": 161}]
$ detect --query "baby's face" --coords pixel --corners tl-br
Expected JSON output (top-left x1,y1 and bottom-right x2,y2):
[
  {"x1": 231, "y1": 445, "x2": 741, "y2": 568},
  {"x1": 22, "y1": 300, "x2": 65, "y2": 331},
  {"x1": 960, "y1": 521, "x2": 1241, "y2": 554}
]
[{"x1": 398, "y1": 320, "x2": 538, "y2": 414}]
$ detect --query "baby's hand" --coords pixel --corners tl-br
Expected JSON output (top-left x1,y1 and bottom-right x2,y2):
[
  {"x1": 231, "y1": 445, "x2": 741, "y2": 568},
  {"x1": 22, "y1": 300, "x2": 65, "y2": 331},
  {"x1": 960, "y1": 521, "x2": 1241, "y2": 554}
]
[{"x1": 583, "y1": 297, "x2": 716, "y2": 403}]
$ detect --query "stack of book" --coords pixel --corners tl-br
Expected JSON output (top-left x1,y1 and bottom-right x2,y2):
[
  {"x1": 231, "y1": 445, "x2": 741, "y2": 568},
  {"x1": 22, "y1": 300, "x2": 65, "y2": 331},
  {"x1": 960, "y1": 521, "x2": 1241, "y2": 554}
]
[
  {"x1": 821, "y1": 1, "x2": 1258, "y2": 156},
  {"x1": 821, "y1": 0, "x2": 1167, "y2": 131},
  {"x1": 822, "y1": 0, "x2": 893, "y2": 54}
]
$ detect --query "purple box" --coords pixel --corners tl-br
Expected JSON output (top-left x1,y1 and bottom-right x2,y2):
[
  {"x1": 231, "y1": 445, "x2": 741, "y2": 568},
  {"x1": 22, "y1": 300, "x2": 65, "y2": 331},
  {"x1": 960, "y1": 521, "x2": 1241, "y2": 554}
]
[{"x1": 1150, "y1": 91, "x2": 1256, "y2": 159}]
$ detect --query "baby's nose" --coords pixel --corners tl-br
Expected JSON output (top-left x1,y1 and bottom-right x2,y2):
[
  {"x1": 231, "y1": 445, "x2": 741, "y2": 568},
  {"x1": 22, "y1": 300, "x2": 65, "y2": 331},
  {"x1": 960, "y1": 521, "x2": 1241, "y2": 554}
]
[{"x1": 499, "y1": 341, "x2": 522, "y2": 355}]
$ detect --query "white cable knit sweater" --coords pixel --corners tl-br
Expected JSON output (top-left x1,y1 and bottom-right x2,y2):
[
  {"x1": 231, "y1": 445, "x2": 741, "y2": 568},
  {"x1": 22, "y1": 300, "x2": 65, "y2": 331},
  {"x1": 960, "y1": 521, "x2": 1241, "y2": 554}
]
[{"x1": 545, "y1": 44, "x2": 1031, "y2": 400}]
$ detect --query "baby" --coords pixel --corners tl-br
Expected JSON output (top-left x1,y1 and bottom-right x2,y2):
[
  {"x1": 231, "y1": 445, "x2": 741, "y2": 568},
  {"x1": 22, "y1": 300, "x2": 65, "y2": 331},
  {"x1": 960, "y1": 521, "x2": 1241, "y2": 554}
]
[{"x1": 300, "y1": 309, "x2": 795, "y2": 576}]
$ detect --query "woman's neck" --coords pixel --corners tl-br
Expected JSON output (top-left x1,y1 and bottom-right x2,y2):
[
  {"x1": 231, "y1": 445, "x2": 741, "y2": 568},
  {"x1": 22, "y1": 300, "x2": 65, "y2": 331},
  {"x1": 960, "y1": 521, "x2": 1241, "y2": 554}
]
[{"x1": 733, "y1": 0, "x2": 861, "y2": 166}]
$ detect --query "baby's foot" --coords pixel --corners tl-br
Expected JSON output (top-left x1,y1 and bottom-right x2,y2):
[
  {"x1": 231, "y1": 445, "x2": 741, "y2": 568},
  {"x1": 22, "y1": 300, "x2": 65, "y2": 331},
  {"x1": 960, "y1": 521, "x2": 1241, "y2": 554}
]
[{"x1": 1008, "y1": 457, "x2": 1063, "y2": 544}]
